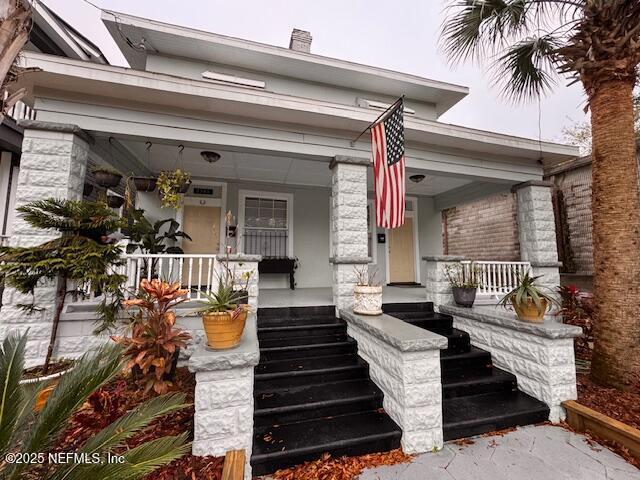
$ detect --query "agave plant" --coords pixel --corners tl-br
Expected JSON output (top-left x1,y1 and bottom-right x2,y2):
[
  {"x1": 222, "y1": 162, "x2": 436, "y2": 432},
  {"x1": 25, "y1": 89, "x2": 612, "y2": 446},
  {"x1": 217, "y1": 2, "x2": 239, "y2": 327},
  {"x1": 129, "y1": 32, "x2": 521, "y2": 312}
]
[
  {"x1": 0, "y1": 333, "x2": 190, "y2": 480},
  {"x1": 198, "y1": 280, "x2": 242, "y2": 314},
  {"x1": 497, "y1": 271, "x2": 558, "y2": 314}
]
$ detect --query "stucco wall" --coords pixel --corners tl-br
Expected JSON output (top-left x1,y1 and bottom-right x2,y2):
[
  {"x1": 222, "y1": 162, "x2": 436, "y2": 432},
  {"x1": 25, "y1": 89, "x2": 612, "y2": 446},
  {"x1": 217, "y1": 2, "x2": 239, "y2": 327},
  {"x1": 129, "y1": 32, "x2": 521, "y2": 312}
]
[{"x1": 443, "y1": 191, "x2": 520, "y2": 261}]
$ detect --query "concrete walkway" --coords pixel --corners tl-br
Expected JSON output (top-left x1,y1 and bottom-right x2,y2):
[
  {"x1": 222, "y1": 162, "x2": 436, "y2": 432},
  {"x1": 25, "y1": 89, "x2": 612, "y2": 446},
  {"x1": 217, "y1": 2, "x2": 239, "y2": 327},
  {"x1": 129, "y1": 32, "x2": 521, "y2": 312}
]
[{"x1": 358, "y1": 425, "x2": 639, "y2": 480}]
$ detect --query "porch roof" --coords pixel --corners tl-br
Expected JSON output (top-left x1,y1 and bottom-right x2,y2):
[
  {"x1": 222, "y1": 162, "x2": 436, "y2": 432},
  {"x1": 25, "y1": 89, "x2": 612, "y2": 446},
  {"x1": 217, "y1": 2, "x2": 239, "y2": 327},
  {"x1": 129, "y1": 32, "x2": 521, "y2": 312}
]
[
  {"x1": 101, "y1": 11, "x2": 468, "y2": 117},
  {"x1": 17, "y1": 52, "x2": 579, "y2": 171}
]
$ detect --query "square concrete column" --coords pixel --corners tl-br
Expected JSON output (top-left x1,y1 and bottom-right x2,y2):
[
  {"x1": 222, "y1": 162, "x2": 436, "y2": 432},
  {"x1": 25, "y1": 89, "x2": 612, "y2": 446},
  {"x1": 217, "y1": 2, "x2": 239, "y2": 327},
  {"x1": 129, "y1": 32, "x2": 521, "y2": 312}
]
[
  {"x1": 513, "y1": 181, "x2": 561, "y2": 294},
  {"x1": 1, "y1": 121, "x2": 91, "y2": 367},
  {"x1": 328, "y1": 156, "x2": 371, "y2": 312}
]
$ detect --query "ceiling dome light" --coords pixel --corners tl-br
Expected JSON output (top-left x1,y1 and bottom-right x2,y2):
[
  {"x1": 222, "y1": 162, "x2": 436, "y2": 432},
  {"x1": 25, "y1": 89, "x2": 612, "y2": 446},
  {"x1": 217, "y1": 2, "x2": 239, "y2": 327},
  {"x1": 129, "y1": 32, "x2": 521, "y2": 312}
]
[
  {"x1": 201, "y1": 151, "x2": 221, "y2": 163},
  {"x1": 409, "y1": 174, "x2": 426, "y2": 183}
]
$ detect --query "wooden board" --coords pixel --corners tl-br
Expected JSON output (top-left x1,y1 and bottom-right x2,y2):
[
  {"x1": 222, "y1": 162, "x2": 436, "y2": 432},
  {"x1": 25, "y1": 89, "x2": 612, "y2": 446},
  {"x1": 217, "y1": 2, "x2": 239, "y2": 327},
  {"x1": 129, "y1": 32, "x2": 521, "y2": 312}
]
[
  {"x1": 222, "y1": 449, "x2": 245, "y2": 480},
  {"x1": 563, "y1": 400, "x2": 640, "y2": 461},
  {"x1": 388, "y1": 217, "x2": 415, "y2": 283}
]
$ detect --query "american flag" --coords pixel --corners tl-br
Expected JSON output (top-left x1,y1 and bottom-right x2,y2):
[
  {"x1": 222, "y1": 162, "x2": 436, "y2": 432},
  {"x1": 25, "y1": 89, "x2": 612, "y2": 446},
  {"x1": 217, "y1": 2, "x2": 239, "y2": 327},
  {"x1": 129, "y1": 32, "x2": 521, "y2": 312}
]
[{"x1": 371, "y1": 99, "x2": 405, "y2": 229}]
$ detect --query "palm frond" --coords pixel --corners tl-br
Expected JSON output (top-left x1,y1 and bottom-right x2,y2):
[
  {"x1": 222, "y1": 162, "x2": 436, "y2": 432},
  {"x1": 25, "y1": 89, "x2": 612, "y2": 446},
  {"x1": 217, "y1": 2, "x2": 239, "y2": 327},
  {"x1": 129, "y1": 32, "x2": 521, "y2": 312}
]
[
  {"x1": 64, "y1": 434, "x2": 190, "y2": 480},
  {"x1": 492, "y1": 34, "x2": 559, "y2": 102},
  {"x1": 0, "y1": 332, "x2": 27, "y2": 456}
]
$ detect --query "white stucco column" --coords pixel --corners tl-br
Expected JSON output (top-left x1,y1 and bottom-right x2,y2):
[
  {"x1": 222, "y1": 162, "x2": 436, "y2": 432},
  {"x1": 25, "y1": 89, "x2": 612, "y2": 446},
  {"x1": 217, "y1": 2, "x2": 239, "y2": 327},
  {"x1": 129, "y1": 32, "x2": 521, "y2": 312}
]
[
  {"x1": 423, "y1": 255, "x2": 466, "y2": 310},
  {"x1": 329, "y1": 156, "x2": 371, "y2": 312},
  {"x1": 0, "y1": 121, "x2": 91, "y2": 367},
  {"x1": 514, "y1": 181, "x2": 561, "y2": 295}
]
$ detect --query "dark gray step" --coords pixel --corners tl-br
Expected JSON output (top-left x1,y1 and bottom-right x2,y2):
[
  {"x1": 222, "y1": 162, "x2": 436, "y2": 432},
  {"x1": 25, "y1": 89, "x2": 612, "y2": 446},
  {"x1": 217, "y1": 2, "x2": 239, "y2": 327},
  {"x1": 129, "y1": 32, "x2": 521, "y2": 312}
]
[
  {"x1": 382, "y1": 302, "x2": 434, "y2": 313},
  {"x1": 257, "y1": 315, "x2": 343, "y2": 328},
  {"x1": 258, "y1": 305, "x2": 336, "y2": 321},
  {"x1": 443, "y1": 367, "x2": 517, "y2": 399},
  {"x1": 254, "y1": 379, "x2": 383, "y2": 427},
  {"x1": 251, "y1": 411, "x2": 402, "y2": 476},
  {"x1": 441, "y1": 347, "x2": 492, "y2": 378},
  {"x1": 258, "y1": 322, "x2": 347, "y2": 340},
  {"x1": 443, "y1": 391, "x2": 549, "y2": 441},
  {"x1": 255, "y1": 354, "x2": 369, "y2": 390},
  {"x1": 259, "y1": 339, "x2": 357, "y2": 362},
  {"x1": 258, "y1": 333, "x2": 348, "y2": 349},
  {"x1": 400, "y1": 315, "x2": 454, "y2": 331},
  {"x1": 444, "y1": 328, "x2": 471, "y2": 354}
]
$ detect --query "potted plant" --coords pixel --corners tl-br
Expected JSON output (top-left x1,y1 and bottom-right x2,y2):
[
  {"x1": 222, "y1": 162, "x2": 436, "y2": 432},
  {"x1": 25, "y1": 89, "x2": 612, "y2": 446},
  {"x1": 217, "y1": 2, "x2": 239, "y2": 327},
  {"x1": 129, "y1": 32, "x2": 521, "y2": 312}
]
[
  {"x1": 132, "y1": 176, "x2": 158, "y2": 192},
  {"x1": 114, "y1": 279, "x2": 192, "y2": 394},
  {"x1": 353, "y1": 265, "x2": 382, "y2": 315},
  {"x1": 93, "y1": 166, "x2": 123, "y2": 188},
  {"x1": 498, "y1": 271, "x2": 558, "y2": 322},
  {"x1": 198, "y1": 263, "x2": 250, "y2": 350},
  {"x1": 106, "y1": 193, "x2": 125, "y2": 208},
  {"x1": 444, "y1": 262, "x2": 481, "y2": 308},
  {"x1": 157, "y1": 169, "x2": 192, "y2": 209}
]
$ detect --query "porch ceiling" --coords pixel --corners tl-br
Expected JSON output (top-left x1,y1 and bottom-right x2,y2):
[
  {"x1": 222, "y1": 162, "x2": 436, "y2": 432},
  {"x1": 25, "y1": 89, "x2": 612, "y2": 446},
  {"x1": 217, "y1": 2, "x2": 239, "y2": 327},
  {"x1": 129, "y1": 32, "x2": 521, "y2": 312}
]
[{"x1": 117, "y1": 138, "x2": 473, "y2": 196}]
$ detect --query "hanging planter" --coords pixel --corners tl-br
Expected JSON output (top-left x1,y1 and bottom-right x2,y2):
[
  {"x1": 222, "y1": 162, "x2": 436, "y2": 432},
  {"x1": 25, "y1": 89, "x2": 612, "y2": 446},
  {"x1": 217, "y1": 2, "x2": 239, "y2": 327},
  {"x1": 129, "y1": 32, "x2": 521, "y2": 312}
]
[
  {"x1": 157, "y1": 145, "x2": 192, "y2": 209},
  {"x1": 93, "y1": 167, "x2": 122, "y2": 188},
  {"x1": 132, "y1": 176, "x2": 158, "y2": 192},
  {"x1": 106, "y1": 194, "x2": 125, "y2": 208}
]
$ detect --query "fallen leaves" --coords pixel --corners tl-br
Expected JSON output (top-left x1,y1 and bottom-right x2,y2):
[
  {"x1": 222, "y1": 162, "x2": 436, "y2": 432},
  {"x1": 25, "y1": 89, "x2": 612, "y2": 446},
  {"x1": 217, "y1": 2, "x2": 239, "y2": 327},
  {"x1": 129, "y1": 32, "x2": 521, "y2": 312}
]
[
  {"x1": 577, "y1": 373, "x2": 640, "y2": 430},
  {"x1": 270, "y1": 449, "x2": 412, "y2": 480}
]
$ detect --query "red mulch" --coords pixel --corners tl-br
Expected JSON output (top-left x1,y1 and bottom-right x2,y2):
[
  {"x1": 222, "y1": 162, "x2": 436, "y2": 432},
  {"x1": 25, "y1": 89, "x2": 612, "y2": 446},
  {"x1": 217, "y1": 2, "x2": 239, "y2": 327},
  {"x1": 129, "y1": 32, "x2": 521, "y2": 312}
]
[
  {"x1": 577, "y1": 373, "x2": 640, "y2": 431},
  {"x1": 269, "y1": 449, "x2": 412, "y2": 480},
  {"x1": 53, "y1": 367, "x2": 224, "y2": 480}
]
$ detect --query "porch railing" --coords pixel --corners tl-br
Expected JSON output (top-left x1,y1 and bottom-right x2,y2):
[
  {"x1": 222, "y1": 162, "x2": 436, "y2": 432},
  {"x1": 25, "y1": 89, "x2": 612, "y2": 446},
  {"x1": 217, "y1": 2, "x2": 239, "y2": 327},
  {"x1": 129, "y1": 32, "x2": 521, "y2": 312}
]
[
  {"x1": 124, "y1": 254, "x2": 219, "y2": 301},
  {"x1": 461, "y1": 260, "x2": 531, "y2": 297}
]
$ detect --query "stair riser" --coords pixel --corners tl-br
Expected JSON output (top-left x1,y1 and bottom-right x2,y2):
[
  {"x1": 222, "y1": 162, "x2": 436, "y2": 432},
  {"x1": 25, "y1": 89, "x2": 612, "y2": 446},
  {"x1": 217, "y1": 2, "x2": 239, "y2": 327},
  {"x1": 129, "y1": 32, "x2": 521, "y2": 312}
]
[
  {"x1": 257, "y1": 325, "x2": 347, "y2": 340},
  {"x1": 251, "y1": 435, "x2": 401, "y2": 477},
  {"x1": 441, "y1": 352, "x2": 492, "y2": 372},
  {"x1": 258, "y1": 334, "x2": 349, "y2": 349},
  {"x1": 405, "y1": 318, "x2": 453, "y2": 331},
  {"x1": 261, "y1": 344, "x2": 356, "y2": 362},
  {"x1": 258, "y1": 306, "x2": 336, "y2": 320},
  {"x1": 444, "y1": 379, "x2": 517, "y2": 399},
  {"x1": 254, "y1": 397, "x2": 383, "y2": 427},
  {"x1": 443, "y1": 409, "x2": 549, "y2": 441},
  {"x1": 382, "y1": 302, "x2": 434, "y2": 313},
  {"x1": 255, "y1": 367, "x2": 370, "y2": 391},
  {"x1": 446, "y1": 335, "x2": 470, "y2": 354}
]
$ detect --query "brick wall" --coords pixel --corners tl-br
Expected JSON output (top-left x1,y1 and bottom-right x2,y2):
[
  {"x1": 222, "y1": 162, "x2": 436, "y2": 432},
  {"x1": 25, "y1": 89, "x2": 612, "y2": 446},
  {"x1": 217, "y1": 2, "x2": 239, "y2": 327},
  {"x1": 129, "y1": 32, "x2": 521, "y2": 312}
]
[{"x1": 443, "y1": 191, "x2": 520, "y2": 261}]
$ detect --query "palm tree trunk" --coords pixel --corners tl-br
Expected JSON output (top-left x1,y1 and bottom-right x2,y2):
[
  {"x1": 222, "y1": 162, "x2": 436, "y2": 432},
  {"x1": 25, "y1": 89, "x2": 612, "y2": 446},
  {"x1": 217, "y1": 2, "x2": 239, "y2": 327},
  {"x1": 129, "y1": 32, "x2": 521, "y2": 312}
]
[{"x1": 589, "y1": 79, "x2": 640, "y2": 390}]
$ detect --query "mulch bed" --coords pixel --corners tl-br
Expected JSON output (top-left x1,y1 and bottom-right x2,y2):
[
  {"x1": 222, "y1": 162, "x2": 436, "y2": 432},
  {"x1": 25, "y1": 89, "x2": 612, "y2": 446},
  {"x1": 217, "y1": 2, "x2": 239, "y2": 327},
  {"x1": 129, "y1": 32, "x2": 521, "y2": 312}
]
[
  {"x1": 268, "y1": 449, "x2": 413, "y2": 480},
  {"x1": 33, "y1": 367, "x2": 224, "y2": 480}
]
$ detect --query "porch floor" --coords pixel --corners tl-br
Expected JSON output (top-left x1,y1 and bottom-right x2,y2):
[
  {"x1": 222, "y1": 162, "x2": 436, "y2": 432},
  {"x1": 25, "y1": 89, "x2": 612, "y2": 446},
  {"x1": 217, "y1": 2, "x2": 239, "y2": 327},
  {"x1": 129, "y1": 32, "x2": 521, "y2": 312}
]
[{"x1": 259, "y1": 286, "x2": 426, "y2": 308}]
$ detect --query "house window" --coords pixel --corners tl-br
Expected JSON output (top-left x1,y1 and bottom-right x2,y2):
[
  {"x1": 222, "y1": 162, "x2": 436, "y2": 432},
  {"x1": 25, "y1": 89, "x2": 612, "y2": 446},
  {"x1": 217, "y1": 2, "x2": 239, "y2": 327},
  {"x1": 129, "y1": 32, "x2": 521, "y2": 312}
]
[{"x1": 240, "y1": 191, "x2": 292, "y2": 257}]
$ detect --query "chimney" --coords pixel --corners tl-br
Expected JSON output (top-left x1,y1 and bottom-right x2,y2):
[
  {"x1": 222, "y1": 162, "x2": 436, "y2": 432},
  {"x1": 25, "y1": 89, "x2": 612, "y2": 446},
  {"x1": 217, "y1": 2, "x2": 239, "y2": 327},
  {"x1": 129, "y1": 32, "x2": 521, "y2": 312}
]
[{"x1": 289, "y1": 28, "x2": 312, "y2": 53}]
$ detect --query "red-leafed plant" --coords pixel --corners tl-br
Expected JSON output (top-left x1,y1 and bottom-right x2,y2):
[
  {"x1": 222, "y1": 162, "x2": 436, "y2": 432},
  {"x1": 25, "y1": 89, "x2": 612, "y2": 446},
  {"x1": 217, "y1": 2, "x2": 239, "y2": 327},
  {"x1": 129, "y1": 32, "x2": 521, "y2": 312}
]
[
  {"x1": 114, "y1": 279, "x2": 192, "y2": 394},
  {"x1": 557, "y1": 285, "x2": 594, "y2": 360}
]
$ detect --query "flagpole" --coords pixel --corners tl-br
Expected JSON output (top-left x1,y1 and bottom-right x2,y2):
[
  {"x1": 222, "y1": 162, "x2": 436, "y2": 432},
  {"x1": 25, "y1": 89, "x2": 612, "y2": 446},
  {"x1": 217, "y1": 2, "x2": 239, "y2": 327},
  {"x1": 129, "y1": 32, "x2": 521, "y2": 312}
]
[{"x1": 350, "y1": 95, "x2": 404, "y2": 147}]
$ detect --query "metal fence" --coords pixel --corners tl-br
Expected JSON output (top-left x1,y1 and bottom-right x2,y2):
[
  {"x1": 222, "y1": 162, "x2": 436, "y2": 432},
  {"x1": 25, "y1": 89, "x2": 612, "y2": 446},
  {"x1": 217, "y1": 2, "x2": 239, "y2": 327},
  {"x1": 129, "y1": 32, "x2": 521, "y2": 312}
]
[{"x1": 243, "y1": 228, "x2": 288, "y2": 257}]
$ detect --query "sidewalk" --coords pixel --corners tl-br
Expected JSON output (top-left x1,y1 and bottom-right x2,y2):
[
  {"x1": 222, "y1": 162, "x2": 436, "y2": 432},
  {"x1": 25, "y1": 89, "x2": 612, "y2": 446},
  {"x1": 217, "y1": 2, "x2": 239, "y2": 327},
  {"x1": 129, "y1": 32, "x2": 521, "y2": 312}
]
[{"x1": 358, "y1": 425, "x2": 639, "y2": 480}]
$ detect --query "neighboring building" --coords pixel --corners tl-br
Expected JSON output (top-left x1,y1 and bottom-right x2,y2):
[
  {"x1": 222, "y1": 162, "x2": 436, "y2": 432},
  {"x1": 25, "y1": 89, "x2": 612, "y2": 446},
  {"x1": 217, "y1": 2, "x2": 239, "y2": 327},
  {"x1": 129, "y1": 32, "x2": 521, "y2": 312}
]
[{"x1": 0, "y1": 1, "x2": 107, "y2": 243}]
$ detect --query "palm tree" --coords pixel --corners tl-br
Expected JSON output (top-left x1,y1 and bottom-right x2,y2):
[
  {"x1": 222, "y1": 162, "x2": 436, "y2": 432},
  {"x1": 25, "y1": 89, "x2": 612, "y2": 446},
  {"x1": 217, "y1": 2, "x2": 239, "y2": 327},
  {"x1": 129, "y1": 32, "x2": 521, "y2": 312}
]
[
  {"x1": 441, "y1": 1, "x2": 640, "y2": 390},
  {"x1": 0, "y1": 333, "x2": 190, "y2": 480}
]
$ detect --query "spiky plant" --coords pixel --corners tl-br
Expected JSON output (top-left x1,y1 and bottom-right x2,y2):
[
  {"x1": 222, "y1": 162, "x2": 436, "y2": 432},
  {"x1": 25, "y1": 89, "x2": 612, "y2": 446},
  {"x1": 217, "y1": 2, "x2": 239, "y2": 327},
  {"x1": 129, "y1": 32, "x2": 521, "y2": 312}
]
[
  {"x1": 0, "y1": 199, "x2": 127, "y2": 372},
  {"x1": 441, "y1": 1, "x2": 640, "y2": 390},
  {"x1": 0, "y1": 333, "x2": 190, "y2": 480},
  {"x1": 497, "y1": 271, "x2": 558, "y2": 314}
]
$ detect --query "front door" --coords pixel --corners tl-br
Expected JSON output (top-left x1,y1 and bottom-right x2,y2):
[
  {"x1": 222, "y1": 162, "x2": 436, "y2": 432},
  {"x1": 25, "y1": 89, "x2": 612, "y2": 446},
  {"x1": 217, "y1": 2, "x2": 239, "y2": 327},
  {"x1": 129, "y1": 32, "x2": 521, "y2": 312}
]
[
  {"x1": 181, "y1": 205, "x2": 221, "y2": 286},
  {"x1": 388, "y1": 216, "x2": 416, "y2": 283}
]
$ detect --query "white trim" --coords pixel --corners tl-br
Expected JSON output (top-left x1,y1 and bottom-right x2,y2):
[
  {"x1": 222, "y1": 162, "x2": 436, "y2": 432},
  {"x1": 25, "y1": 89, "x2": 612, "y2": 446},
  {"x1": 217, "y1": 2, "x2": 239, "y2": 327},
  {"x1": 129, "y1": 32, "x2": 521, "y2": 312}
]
[
  {"x1": 238, "y1": 189, "x2": 294, "y2": 256},
  {"x1": 357, "y1": 98, "x2": 415, "y2": 115},
  {"x1": 368, "y1": 199, "x2": 377, "y2": 265},
  {"x1": 385, "y1": 196, "x2": 420, "y2": 284},
  {"x1": 202, "y1": 71, "x2": 266, "y2": 89},
  {"x1": 176, "y1": 180, "x2": 227, "y2": 254}
]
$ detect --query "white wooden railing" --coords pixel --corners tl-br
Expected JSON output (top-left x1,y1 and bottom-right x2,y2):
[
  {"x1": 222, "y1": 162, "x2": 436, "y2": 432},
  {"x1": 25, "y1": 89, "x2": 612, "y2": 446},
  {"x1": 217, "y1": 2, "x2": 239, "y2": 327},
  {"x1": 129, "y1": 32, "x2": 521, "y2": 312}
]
[
  {"x1": 124, "y1": 254, "x2": 219, "y2": 301},
  {"x1": 3, "y1": 94, "x2": 36, "y2": 122},
  {"x1": 461, "y1": 260, "x2": 531, "y2": 297}
]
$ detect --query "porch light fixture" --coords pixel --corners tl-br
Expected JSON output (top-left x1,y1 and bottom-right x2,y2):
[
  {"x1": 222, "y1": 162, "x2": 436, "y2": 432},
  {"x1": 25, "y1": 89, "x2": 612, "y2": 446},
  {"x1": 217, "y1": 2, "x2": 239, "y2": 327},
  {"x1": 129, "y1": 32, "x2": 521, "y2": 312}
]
[
  {"x1": 201, "y1": 151, "x2": 221, "y2": 163},
  {"x1": 409, "y1": 174, "x2": 426, "y2": 183}
]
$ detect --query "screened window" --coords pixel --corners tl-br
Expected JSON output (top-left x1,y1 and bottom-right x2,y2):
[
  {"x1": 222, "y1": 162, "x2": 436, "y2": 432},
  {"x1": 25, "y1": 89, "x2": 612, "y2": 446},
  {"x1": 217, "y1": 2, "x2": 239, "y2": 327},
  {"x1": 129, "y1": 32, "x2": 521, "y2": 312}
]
[{"x1": 243, "y1": 196, "x2": 289, "y2": 257}]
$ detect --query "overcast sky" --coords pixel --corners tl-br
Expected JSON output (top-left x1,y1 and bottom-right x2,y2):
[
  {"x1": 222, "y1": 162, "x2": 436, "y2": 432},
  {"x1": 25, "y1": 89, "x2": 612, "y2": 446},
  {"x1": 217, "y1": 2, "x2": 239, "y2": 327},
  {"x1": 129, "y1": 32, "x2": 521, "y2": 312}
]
[{"x1": 45, "y1": 0, "x2": 588, "y2": 143}]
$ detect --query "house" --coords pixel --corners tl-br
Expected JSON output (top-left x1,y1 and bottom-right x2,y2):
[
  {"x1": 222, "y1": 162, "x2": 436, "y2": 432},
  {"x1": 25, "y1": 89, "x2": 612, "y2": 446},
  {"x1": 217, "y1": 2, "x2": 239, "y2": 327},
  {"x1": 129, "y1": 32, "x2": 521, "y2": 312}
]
[
  {"x1": 443, "y1": 144, "x2": 640, "y2": 292},
  {"x1": 1, "y1": 8, "x2": 583, "y2": 478}
]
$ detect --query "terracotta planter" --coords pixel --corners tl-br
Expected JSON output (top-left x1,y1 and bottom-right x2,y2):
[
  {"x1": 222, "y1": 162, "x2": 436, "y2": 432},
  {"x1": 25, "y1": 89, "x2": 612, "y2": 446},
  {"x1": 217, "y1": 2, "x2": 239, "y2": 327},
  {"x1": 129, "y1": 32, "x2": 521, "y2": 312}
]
[
  {"x1": 19, "y1": 368, "x2": 73, "y2": 412},
  {"x1": 202, "y1": 310, "x2": 248, "y2": 349},
  {"x1": 106, "y1": 195, "x2": 125, "y2": 208},
  {"x1": 512, "y1": 297, "x2": 547, "y2": 322},
  {"x1": 132, "y1": 176, "x2": 158, "y2": 192},
  {"x1": 353, "y1": 285, "x2": 383, "y2": 315},
  {"x1": 452, "y1": 287, "x2": 476, "y2": 308},
  {"x1": 94, "y1": 171, "x2": 122, "y2": 188}
]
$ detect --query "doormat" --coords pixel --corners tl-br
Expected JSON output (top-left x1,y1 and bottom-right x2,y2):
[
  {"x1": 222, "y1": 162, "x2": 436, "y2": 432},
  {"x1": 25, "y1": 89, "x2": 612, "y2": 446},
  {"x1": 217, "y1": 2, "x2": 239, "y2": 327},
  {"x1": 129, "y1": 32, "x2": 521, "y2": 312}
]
[{"x1": 387, "y1": 282, "x2": 423, "y2": 288}]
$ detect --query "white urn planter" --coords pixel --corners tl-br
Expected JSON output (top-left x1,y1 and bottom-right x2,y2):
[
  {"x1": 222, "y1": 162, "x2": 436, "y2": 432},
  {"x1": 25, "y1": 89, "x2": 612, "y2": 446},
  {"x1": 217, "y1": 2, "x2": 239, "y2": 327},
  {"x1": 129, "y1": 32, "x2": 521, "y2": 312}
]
[{"x1": 353, "y1": 285, "x2": 383, "y2": 315}]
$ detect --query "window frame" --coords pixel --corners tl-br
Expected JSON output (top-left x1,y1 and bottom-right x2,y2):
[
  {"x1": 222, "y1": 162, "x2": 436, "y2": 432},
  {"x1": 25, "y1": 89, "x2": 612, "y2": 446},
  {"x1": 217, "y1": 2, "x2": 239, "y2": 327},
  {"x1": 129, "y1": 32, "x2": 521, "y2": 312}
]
[{"x1": 238, "y1": 189, "x2": 294, "y2": 256}]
